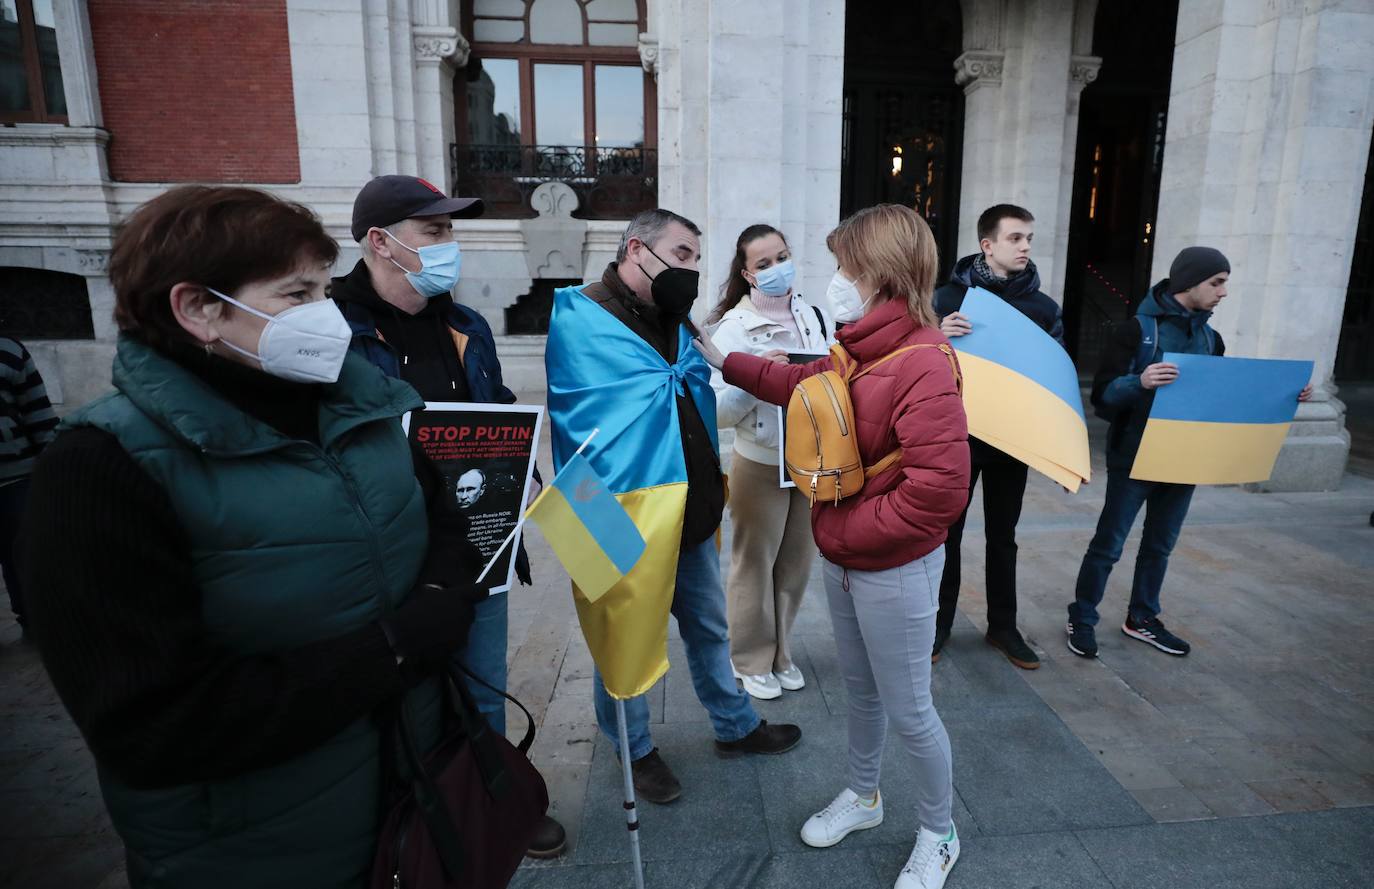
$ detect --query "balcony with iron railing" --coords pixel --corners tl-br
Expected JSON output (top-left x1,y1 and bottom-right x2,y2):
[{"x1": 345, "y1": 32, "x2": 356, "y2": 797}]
[{"x1": 449, "y1": 144, "x2": 658, "y2": 220}]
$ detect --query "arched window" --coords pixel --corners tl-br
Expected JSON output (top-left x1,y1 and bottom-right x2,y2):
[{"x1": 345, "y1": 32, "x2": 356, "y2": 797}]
[
  {"x1": 0, "y1": 267, "x2": 93, "y2": 339},
  {"x1": 455, "y1": 0, "x2": 655, "y2": 218}
]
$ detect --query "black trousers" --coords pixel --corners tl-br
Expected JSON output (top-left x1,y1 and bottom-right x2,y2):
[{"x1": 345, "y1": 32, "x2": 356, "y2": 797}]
[
  {"x1": 937, "y1": 443, "x2": 1028, "y2": 635},
  {"x1": 0, "y1": 476, "x2": 30, "y2": 625}
]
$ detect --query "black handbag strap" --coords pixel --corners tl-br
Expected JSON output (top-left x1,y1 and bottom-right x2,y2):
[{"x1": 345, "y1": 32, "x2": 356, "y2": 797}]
[{"x1": 451, "y1": 662, "x2": 538, "y2": 754}]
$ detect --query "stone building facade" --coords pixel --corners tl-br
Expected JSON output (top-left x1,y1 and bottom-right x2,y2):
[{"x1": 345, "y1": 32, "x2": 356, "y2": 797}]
[{"x1": 1, "y1": 0, "x2": 1370, "y2": 490}]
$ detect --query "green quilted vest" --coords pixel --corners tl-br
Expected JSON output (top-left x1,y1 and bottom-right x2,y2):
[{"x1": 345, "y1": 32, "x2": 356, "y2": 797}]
[{"x1": 65, "y1": 336, "x2": 436, "y2": 888}]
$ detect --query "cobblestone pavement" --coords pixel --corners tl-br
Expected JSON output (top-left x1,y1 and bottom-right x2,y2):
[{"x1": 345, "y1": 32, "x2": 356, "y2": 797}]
[{"x1": 2, "y1": 407, "x2": 1372, "y2": 888}]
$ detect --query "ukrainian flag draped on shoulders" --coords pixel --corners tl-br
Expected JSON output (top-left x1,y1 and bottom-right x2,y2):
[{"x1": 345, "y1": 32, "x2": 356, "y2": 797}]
[{"x1": 545, "y1": 283, "x2": 717, "y2": 699}]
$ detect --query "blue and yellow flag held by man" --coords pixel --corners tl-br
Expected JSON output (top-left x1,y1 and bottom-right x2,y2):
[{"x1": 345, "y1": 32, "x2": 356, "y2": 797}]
[
  {"x1": 1131, "y1": 353, "x2": 1311, "y2": 485},
  {"x1": 525, "y1": 450, "x2": 645, "y2": 602},
  {"x1": 545, "y1": 284, "x2": 717, "y2": 699},
  {"x1": 954, "y1": 287, "x2": 1091, "y2": 490}
]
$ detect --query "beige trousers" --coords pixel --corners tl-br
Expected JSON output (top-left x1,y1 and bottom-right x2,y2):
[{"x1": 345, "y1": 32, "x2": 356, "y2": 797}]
[{"x1": 725, "y1": 453, "x2": 817, "y2": 675}]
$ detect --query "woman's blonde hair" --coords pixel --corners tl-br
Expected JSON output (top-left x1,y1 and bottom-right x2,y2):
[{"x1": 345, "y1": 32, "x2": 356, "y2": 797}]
[{"x1": 826, "y1": 204, "x2": 939, "y2": 328}]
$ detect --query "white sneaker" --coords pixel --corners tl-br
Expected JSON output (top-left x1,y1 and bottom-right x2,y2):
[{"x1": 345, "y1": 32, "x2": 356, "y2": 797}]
[
  {"x1": 775, "y1": 663, "x2": 806, "y2": 691},
  {"x1": 894, "y1": 823, "x2": 960, "y2": 889},
  {"x1": 732, "y1": 666, "x2": 782, "y2": 700},
  {"x1": 800, "y1": 788, "x2": 884, "y2": 848}
]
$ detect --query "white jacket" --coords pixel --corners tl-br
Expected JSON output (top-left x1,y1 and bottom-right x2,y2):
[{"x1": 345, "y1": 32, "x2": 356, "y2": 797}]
[{"x1": 707, "y1": 293, "x2": 836, "y2": 466}]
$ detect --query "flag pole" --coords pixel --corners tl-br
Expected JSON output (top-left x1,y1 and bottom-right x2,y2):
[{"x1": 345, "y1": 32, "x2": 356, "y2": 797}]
[
  {"x1": 475, "y1": 427, "x2": 602, "y2": 583},
  {"x1": 616, "y1": 698, "x2": 647, "y2": 889}
]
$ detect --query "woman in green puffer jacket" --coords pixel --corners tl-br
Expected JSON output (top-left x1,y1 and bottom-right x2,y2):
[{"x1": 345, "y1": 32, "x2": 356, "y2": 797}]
[{"x1": 20, "y1": 186, "x2": 483, "y2": 888}]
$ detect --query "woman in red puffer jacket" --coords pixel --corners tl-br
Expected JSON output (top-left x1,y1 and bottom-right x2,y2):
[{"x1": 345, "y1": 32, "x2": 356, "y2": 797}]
[{"x1": 695, "y1": 204, "x2": 970, "y2": 889}]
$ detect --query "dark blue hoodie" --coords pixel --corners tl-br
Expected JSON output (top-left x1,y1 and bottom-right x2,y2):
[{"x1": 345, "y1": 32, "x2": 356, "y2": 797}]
[{"x1": 1091, "y1": 279, "x2": 1225, "y2": 469}]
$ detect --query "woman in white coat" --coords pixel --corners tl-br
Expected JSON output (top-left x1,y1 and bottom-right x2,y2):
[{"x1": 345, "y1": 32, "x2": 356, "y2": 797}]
[{"x1": 707, "y1": 224, "x2": 835, "y2": 700}]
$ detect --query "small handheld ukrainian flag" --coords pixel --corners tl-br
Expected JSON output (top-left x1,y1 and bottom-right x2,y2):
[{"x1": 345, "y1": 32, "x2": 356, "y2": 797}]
[{"x1": 525, "y1": 440, "x2": 646, "y2": 603}]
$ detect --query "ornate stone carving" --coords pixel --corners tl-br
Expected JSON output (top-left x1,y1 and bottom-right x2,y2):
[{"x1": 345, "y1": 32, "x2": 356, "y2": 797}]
[
  {"x1": 530, "y1": 181, "x2": 579, "y2": 220},
  {"x1": 412, "y1": 26, "x2": 470, "y2": 67},
  {"x1": 953, "y1": 50, "x2": 1004, "y2": 94},
  {"x1": 1070, "y1": 55, "x2": 1102, "y2": 87},
  {"x1": 638, "y1": 32, "x2": 659, "y2": 76},
  {"x1": 75, "y1": 250, "x2": 108, "y2": 273}
]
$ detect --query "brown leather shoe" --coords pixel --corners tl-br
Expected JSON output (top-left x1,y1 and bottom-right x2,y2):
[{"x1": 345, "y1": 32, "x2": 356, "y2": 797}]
[
  {"x1": 986, "y1": 628, "x2": 1041, "y2": 670},
  {"x1": 524, "y1": 814, "x2": 567, "y2": 859},
  {"x1": 631, "y1": 748, "x2": 682, "y2": 804},
  {"x1": 714, "y1": 720, "x2": 802, "y2": 757}
]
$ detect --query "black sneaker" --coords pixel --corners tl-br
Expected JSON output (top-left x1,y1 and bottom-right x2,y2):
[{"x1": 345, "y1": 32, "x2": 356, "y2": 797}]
[
  {"x1": 1066, "y1": 621, "x2": 1098, "y2": 658},
  {"x1": 985, "y1": 627, "x2": 1041, "y2": 670},
  {"x1": 931, "y1": 625, "x2": 951, "y2": 664},
  {"x1": 524, "y1": 814, "x2": 567, "y2": 859},
  {"x1": 630, "y1": 748, "x2": 682, "y2": 804},
  {"x1": 1121, "y1": 615, "x2": 1190, "y2": 656},
  {"x1": 715, "y1": 720, "x2": 802, "y2": 757}
]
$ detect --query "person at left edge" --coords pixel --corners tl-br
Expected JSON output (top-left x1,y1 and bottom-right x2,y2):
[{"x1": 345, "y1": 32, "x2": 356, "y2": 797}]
[{"x1": 330, "y1": 174, "x2": 565, "y2": 860}]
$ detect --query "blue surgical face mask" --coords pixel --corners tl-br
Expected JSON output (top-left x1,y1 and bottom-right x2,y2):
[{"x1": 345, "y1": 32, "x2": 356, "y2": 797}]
[
  {"x1": 752, "y1": 259, "x2": 795, "y2": 297},
  {"x1": 383, "y1": 229, "x2": 461, "y2": 298}
]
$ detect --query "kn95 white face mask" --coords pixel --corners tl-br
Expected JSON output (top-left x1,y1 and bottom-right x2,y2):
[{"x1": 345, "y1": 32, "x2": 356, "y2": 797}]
[
  {"x1": 207, "y1": 287, "x2": 353, "y2": 383},
  {"x1": 826, "y1": 271, "x2": 875, "y2": 323}
]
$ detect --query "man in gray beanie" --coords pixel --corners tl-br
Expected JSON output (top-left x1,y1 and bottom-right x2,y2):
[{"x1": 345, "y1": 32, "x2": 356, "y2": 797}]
[{"x1": 1064, "y1": 246, "x2": 1308, "y2": 660}]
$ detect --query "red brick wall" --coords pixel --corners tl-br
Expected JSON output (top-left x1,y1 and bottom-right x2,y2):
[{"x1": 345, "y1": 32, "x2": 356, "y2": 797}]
[{"x1": 89, "y1": 0, "x2": 301, "y2": 183}]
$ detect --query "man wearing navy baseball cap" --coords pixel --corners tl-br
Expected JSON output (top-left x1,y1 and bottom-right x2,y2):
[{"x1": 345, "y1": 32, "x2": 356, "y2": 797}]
[{"x1": 331, "y1": 176, "x2": 567, "y2": 859}]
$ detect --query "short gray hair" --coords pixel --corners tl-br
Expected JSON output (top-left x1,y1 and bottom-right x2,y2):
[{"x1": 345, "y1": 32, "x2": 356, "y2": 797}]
[
  {"x1": 359, "y1": 221, "x2": 404, "y2": 257},
  {"x1": 616, "y1": 209, "x2": 702, "y2": 262}
]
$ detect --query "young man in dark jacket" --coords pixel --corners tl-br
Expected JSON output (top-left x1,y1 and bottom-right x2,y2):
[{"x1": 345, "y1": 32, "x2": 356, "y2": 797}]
[
  {"x1": 1065, "y1": 246, "x2": 1311, "y2": 658},
  {"x1": 931, "y1": 204, "x2": 1063, "y2": 670},
  {"x1": 331, "y1": 175, "x2": 565, "y2": 858}
]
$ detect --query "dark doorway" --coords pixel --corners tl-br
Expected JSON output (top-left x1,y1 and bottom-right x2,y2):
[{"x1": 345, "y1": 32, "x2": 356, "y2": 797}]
[
  {"x1": 1062, "y1": 0, "x2": 1181, "y2": 372},
  {"x1": 1335, "y1": 124, "x2": 1374, "y2": 383},
  {"x1": 840, "y1": 0, "x2": 964, "y2": 272}
]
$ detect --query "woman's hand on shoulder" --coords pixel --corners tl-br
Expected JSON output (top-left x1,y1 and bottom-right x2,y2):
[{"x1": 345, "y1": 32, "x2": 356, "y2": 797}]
[{"x1": 693, "y1": 331, "x2": 728, "y2": 370}]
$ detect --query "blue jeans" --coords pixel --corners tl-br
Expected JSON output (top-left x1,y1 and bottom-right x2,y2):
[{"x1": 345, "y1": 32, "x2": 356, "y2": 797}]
[
  {"x1": 594, "y1": 536, "x2": 760, "y2": 761},
  {"x1": 1069, "y1": 469, "x2": 1195, "y2": 627},
  {"x1": 453, "y1": 593, "x2": 509, "y2": 735}
]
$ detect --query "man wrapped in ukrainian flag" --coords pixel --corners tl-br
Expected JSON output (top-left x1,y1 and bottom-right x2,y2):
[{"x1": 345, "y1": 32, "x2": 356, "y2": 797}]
[{"x1": 545, "y1": 209, "x2": 802, "y2": 805}]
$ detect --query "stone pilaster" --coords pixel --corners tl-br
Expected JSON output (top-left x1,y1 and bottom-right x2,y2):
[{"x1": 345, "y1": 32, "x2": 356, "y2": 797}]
[
  {"x1": 1152, "y1": 0, "x2": 1374, "y2": 490},
  {"x1": 412, "y1": 25, "x2": 469, "y2": 192}
]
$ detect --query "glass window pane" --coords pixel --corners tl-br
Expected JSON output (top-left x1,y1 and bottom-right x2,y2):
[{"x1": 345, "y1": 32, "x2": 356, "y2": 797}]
[
  {"x1": 594, "y1": 65, "x2": 643, "y2": 148},
  {"x1": 585, "y1": 0, "x2": 637, "y2": 22},
  {"x1": 529, "y1": 0, "x2": 583, "y2": 45},
  {"x1": 467, "y1": 57, "x2": 521, "y2": 145},
  {"x1": 534, "y1": 63, "x2": 584, "y2": 146},
  {"x1": 475, "y1": 0, "x2": 525, "y2": 15},
  {"x1": 473, "y1": 18, "x2": 525, "y2": 43},
  {"x1": 587, "y1": 22, "x2": 637, "y2": 46},
  {"x1": 0, "y1": 0, "x2": 31, "y2": 113},
  {"x1": 33, "y1": 0, "x2": 63, "y2": 116}
]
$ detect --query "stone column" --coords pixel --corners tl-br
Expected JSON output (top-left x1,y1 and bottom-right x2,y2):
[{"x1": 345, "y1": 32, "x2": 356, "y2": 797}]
[
  {"x1": 954, "y1": 0, "x2": 1088, "y2": 302},
  {"x1": 953, "y1": 47, "x2": 1006, "y2": 248},
  {"x1": 1152, "y1": 0, "x2": 1374, "y2": 490},
  {"x1": 655, "y1": 0, "x2": 844, "y2": 320},
  {"x1": 412, "y1": 20, "x2": 469, "y2": 192},
  {"x1": 1051, "y1": 52, "x2": 1100, "y2": 302}
]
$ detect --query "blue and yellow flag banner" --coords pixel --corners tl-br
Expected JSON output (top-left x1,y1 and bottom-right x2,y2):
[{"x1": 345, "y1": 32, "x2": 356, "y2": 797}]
[
  {"x1": 953, "y1": 288, "x2": 1091, "y2": 490},
  {"x1": 1132, "y1": 353, "x2": 1311, "y2": 485},
  {"x1": 545, "y1": 284, "x2": 717, "y2": 699},
  {"x1": 525, "y1": 452, "x2": 645, "y2": 603}
]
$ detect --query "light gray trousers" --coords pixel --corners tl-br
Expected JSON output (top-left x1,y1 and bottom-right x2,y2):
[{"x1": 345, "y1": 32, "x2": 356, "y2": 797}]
[{"x1": 822, "y1": 546, "x2": 954, "y2": 834}]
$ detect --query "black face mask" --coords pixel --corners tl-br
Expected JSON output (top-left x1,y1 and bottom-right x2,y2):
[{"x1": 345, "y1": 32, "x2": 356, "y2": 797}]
[{"x1": 638, "y1": 244, "x2": 699, "y2": 317}]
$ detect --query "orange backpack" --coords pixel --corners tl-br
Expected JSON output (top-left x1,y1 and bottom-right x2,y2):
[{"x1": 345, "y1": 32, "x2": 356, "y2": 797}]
[{"x1": 784, "y1": 342, "x2": 961, "y2": 505}]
